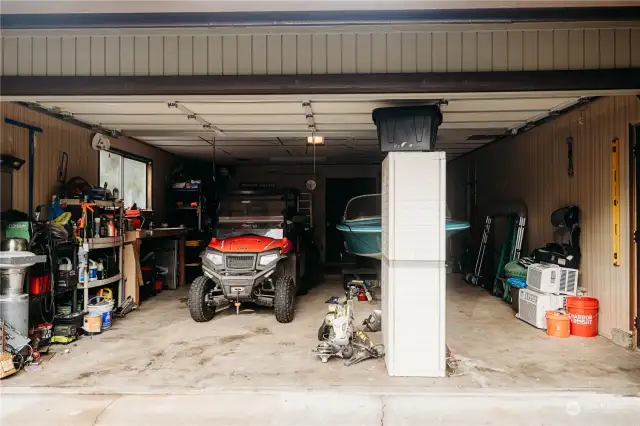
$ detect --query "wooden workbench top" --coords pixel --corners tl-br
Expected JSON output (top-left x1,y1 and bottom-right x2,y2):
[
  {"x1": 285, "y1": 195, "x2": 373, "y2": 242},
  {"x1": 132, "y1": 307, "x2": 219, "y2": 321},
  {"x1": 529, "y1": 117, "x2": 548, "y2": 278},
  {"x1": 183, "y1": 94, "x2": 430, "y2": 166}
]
[{"x1": 124, "y1": 227, "x2": 187, "y2": 243}]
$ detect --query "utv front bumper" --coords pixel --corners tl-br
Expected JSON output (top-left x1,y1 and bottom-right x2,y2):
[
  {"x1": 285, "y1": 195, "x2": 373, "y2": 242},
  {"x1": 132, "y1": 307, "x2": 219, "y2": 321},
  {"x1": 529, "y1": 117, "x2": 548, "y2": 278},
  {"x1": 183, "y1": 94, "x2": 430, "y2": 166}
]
[
  {"x1": 202, "y1": 265, "x2": 275, "y2": 300},
  {"x1": 201, "y1": 252, "x2": 279, "y2": 300}
]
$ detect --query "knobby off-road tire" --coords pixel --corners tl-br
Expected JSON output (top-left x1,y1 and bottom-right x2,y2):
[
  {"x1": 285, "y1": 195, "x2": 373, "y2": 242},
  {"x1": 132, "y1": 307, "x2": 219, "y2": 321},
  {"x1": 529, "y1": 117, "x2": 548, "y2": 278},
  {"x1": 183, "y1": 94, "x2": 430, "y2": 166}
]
[
  {"x1": 188, "y1": 276, "x2": 216, "y2": 322},
  {"x1": 274, "y1": 276, "x2": 295, "y2": 323}
]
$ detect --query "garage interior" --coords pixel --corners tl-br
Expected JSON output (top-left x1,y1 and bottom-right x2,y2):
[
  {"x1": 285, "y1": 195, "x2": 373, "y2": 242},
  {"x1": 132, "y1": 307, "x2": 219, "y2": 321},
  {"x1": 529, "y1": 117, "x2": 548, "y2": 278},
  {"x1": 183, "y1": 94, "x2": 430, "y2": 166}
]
[{"x1": 1, "y1": 6, "x2": 640, "y2": 408}]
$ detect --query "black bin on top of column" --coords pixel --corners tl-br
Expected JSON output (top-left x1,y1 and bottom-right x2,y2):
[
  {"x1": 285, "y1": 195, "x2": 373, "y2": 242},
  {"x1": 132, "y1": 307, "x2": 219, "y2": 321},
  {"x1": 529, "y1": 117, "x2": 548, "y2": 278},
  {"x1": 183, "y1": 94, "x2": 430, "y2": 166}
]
[{"x1": 372, "y1": 105, "x2": 443, "y2": 152}]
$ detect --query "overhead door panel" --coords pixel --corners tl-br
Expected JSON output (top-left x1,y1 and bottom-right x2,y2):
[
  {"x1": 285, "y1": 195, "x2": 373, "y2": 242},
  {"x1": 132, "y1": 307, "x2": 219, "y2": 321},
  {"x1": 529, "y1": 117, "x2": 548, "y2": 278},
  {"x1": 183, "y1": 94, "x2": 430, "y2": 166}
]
[{"x1": 4, "y1": 22, "x2": 638, "y2": 76}]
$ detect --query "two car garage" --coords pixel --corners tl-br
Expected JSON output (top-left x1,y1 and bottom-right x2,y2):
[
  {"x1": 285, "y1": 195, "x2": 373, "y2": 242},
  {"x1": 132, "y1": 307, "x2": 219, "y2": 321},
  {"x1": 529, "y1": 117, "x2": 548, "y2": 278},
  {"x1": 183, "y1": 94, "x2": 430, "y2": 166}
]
[{"x1": 1, "y1": 4, "x2": 640, "y2": 423}]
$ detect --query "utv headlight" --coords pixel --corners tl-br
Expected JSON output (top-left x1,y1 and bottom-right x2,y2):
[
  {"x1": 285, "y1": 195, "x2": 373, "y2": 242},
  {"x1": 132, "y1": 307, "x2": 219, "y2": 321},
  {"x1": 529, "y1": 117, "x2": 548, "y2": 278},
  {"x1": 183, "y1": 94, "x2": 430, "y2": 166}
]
[
  {"x1": 204, "y1": 250, "x2": 223, "y2": 266},
  {"x1": 258, "y1": 252, "x2": 279, "y2": 266}
]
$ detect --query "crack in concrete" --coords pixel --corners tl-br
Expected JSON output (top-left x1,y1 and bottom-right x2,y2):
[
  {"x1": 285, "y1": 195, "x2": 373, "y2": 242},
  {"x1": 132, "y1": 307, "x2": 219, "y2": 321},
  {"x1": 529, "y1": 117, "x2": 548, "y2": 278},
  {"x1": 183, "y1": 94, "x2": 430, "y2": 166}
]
[
  {"x1": 379, "y1": 395, "x2": 386, "y2": 426},
  {"x1": 91, "y1": 395, "x2": 121, "y2": 426}
]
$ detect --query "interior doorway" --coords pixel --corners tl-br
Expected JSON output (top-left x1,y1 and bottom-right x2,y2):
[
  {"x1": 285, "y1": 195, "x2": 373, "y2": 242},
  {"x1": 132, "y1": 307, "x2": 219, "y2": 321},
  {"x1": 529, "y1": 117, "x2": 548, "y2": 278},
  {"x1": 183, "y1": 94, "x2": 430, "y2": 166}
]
[{"x1": 325, "y1": 177, "x2": 377, "y2": 264}]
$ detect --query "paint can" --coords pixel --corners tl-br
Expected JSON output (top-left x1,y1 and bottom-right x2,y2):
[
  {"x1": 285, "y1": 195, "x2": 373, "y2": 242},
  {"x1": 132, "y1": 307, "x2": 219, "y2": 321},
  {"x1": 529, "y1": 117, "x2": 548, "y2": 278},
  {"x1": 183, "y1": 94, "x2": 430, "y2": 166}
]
[
  {"x1": 87, "y1": 296, "x2": 114, "y2": 331},
  {"x1": 83, "y1": 312, "x2": 102, "y2": 335}
]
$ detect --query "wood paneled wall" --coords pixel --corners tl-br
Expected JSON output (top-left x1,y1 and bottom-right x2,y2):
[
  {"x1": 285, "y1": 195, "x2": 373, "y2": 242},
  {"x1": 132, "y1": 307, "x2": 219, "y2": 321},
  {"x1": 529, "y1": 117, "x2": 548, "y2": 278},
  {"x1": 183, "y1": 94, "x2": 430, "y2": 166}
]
[
  {"x1": 447, "y1": 95, "x2": 640, "y2": 343},
  {"x1": 3, "y1": 22, "x2": 640, "y2": 76},
  {"x1": 0, "y1": 102, "x2": 175, "y2": 220}
]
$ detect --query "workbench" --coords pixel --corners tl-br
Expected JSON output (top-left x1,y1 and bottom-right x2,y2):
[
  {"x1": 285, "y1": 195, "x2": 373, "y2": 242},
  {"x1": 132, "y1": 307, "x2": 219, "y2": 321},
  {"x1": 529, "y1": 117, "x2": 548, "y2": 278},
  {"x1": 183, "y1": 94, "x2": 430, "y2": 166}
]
[{"x1": 123, "y1": 227, "x2": 187, "y2": 303}]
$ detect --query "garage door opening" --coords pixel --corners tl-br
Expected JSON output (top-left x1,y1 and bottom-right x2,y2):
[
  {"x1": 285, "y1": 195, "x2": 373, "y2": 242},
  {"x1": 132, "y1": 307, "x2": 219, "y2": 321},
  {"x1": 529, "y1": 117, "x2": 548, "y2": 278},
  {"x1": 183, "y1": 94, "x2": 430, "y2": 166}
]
[{"x1": 2, "y1": 92, "x2": 639, "y2": 393}]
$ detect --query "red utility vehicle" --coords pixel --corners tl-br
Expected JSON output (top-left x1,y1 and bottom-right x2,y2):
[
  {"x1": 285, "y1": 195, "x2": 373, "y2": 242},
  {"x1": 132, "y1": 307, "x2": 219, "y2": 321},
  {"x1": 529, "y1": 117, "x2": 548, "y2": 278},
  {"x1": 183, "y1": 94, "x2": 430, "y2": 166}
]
[{"x1": 188, "y1": 190, "x2": 309, "y2": 323}]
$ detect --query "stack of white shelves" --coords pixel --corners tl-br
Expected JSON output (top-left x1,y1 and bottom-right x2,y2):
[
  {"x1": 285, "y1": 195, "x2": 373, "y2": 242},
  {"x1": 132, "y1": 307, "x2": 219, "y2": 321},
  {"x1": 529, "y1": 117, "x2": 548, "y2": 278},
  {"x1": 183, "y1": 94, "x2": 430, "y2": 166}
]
[{"x1": 382, "y1": 152, "x2": 447, "y2": 377}]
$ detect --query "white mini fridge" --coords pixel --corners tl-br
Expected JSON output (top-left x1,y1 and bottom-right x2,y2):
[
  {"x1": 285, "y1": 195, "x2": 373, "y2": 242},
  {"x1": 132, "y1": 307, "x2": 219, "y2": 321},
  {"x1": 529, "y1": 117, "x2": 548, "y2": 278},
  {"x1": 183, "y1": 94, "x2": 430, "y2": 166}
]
[{"x1": 381, "y1": 152, "x2": 447, "y2": 377}]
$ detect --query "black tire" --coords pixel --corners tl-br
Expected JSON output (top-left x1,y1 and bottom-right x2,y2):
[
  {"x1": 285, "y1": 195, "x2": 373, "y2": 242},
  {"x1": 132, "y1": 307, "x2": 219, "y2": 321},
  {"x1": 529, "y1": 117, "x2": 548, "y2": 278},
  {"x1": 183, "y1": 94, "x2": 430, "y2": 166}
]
[
  {"x1": 274, "y1": 276, "x2": 295, "y2": 323},
  {"x1": 188, "y1": 276, "x2": 216, "y2": 322}
]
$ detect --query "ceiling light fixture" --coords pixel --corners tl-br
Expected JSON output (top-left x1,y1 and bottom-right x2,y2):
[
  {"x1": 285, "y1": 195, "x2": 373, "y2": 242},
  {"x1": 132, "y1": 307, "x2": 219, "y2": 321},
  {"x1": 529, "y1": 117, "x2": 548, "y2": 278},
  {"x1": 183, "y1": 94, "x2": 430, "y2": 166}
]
[{"x1": 307, "y1": 135, "x2": 325, "y2": 145}]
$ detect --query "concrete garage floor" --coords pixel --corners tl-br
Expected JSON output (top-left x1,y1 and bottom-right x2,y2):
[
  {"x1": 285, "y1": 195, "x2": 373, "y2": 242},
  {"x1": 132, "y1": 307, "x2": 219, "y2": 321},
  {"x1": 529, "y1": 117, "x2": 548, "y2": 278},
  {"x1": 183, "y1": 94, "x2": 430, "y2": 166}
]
[{"x1": 2, "y1": 275, "x2": 640, "y2": 425}]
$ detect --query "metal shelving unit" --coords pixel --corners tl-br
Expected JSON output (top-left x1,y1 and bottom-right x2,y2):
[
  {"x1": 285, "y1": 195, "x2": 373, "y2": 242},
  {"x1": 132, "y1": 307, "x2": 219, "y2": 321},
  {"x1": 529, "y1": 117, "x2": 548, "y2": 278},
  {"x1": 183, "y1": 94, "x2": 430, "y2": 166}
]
[
  {"x1": 60, "y1": 199, "x2": 124, "y2": 308},
  {"x1": 297, "y1": 192, "x2": 313, "y2": 229},
  {"x1": 172, "y1": 185, "x2": 205, "y2": 232}
]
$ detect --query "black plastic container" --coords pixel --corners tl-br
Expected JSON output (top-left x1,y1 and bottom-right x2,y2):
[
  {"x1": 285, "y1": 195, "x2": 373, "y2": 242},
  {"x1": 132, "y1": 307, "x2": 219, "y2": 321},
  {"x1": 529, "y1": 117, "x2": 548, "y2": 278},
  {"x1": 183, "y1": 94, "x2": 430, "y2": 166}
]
[
  {"x1": 372, "y1": 105, "x2": 442, "y2": 152},
  {"x1": 54, "y1": 311, "x2": 86, "y2": 336}
]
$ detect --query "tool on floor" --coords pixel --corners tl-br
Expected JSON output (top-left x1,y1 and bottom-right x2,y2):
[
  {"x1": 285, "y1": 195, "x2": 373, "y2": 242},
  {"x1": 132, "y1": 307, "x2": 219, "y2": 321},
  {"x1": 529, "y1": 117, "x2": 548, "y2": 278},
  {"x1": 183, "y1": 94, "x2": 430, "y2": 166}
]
[
  {"x1": 51, "y1": 325, "x2": 78, "y2": 344},
  {"x1": 1, "y1": 320, "x2": 18, "y2": 379},
  {"x1": 114, "y1": 296, "x2": 138, "y2": 318},
  {"x1": 1, "y1": 320, "x2": 31, "y2": 371},
  {"x1": 362, "y1": 309, "x2": 382, "y2": 332},
  {"x1": 344, "y1": 330, "x2": 384, "y2": 366},
  {"x1": 465, "y1": 216, "x2": 492, "y2": 286},
  {"x1": 313, "y1": 281, "x2": 364, "y2": 363}
]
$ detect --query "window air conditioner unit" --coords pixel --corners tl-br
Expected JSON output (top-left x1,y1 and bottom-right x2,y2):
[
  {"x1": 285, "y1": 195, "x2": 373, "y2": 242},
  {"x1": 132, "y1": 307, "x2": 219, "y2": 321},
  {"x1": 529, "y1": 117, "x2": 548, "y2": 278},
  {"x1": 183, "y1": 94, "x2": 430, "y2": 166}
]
[
  {"x1": 526, "y1": 263, "x2": 578, "y2": 295},
  {"x1": 517, "y1": 288, "x2": 566, "y2": 329}
]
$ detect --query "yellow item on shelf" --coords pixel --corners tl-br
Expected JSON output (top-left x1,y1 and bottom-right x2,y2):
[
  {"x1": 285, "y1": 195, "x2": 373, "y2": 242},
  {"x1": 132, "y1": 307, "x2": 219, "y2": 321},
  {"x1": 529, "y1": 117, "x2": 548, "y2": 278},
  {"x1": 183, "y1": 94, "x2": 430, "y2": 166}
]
[
  {"x1": 53, "y1": 212, "x2": 72, "y2": 226},
  {"x1": 98, "y1": 288, "x2": 113, "y2": 300}
]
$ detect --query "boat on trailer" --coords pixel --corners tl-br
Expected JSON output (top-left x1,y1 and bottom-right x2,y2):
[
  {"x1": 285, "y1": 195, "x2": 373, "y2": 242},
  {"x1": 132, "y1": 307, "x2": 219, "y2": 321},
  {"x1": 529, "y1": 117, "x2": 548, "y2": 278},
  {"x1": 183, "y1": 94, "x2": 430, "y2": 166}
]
[{"x1": 336, "y1": 194, "x2": 470, "y2": 260}]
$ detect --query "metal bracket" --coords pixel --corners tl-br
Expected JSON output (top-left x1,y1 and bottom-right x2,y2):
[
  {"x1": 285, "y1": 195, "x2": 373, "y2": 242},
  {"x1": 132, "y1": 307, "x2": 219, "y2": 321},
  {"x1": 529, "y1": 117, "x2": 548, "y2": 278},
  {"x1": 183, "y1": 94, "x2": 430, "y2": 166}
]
[{"x1": 302, "y1": 101, "x2": 316, "y2": 133}]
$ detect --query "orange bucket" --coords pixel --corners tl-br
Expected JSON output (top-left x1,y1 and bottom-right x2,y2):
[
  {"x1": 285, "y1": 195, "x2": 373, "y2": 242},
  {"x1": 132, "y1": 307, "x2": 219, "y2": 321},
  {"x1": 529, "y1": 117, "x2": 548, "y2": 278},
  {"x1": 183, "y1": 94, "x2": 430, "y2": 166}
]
[
  {"x1": 545, "y1": 311, "x2": 570, "y2": 338},
  {"x1": 566, "y1": 296, "x2": 599, "y2": 337}
]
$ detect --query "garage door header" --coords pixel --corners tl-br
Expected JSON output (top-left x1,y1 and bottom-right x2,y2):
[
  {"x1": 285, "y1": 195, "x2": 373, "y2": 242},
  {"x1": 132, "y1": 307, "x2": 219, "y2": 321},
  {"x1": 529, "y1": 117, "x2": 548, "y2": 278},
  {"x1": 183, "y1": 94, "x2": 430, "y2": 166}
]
[
  {"x1": 2, "y1": 69, "x2": 639, "y2": 97},
  {"x1": 3, "y1": 7, "x2": 640, "y2": 29}
]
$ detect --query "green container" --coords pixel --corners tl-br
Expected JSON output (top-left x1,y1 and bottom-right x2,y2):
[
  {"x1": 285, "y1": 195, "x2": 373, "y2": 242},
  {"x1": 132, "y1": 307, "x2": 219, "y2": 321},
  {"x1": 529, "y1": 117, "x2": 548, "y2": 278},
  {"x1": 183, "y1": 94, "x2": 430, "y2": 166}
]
[{"x1": 4, "y1": 222, "x2": 30, "y2": 240}]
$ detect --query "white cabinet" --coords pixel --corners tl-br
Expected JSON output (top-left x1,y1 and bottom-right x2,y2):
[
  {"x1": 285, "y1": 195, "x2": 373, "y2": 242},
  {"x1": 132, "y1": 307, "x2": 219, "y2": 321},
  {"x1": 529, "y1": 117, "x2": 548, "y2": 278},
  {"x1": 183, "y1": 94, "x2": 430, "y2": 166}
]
[{"x1": 381, "y1": 152, "x2": 447, "y2": 377}]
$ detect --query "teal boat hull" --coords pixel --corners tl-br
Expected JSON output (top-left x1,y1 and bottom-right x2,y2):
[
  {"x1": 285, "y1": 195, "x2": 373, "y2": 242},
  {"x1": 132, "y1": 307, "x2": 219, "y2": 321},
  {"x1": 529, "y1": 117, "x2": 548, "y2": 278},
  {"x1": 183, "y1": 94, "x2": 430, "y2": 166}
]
[{"x1": 336, "y1": 218, "x2": 470, "y2": 260}]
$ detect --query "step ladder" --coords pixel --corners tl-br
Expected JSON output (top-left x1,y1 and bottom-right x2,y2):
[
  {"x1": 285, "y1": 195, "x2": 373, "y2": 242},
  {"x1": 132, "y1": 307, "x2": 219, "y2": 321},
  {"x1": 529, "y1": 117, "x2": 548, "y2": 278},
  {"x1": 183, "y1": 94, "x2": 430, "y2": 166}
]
[{"x1": 297, "y1": 193, "x2": 313, "y2": 229}]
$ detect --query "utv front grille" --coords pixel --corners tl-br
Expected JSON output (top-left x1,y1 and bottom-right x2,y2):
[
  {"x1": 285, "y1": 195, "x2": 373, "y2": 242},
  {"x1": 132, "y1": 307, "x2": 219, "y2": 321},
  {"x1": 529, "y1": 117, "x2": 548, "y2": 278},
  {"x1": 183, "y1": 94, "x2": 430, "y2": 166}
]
[{"x1": 225, "y1": 254, "x2": 256, "y2": 270}]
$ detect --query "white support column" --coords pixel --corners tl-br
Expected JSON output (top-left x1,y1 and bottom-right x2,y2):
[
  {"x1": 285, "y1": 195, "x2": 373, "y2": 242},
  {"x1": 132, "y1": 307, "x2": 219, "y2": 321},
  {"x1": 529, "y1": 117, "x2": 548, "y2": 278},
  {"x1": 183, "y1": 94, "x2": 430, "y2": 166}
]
[{"x1": 382, "y1": 152, "x2": 447, "y2": 377}]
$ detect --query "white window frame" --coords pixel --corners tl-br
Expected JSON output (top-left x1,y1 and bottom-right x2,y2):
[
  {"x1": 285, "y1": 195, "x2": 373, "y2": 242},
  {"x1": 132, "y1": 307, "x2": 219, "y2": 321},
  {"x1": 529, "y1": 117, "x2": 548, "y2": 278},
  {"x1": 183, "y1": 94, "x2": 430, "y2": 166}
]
[{"x1": 99, "y1": 150, "x2": 151, "y2": 209}]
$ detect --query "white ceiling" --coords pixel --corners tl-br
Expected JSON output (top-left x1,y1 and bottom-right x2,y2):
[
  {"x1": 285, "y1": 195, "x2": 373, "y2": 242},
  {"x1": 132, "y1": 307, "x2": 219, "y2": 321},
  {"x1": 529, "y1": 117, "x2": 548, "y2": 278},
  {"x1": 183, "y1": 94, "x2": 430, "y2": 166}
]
[{"x1": 35, "y1": 94, "x2": 582, "y2": 164}]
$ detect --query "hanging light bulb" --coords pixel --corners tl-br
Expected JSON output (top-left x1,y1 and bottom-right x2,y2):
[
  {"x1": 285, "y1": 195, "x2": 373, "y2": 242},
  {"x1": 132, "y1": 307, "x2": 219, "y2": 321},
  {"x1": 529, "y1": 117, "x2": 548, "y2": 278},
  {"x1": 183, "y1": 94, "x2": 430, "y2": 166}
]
[
  {"x1": 306, "y1": 135, "x2": 325, "y2": 145},
  {"x1": 306, "y1": 133, "x2": 318, "y2": 191}
]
